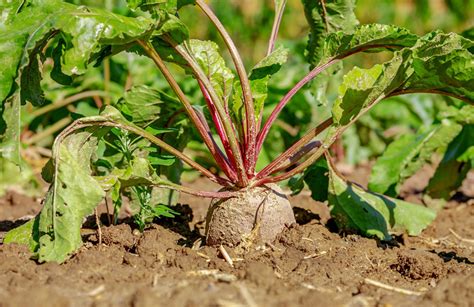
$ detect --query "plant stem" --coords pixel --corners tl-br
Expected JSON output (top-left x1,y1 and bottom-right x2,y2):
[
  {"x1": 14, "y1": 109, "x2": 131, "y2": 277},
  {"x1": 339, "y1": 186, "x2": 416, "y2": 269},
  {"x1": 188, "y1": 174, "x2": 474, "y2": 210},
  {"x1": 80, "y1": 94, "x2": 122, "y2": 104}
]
[
  {"x1": 256, "y1": 59, "x2": 337, "y2": 154},
  {"x1": 267, "y1": 0, "x2": 287, "y2": 56},
  {"x1": 137, "y1": 40, "x2": 233, "y2": 182},
  {"x1": 257, "y1": 117, "x2": 332, "y2": 178},
  {"x1": 388, "y1": 89, "x2": 474, "y2": 105},
  {"x1": 169, "y1": 40, "x2": 249, "y2": 186},
  {"x1": 67, "y1": 119, "x2": 231, "y2": 186},
  {"x1": 109, "y1": 122, "x2": 231, "y2": 186},
  {"x1": 54, "y1": 122, "x2": 236, "y2": 199},
  {"x1": 157, "y1": 181, "x2": 237, "y2": 199},
  {"x1": 257, "y1": 94, "x2": 390, "y2": 185},
  {"x1": 193, "y1": 104, "x2": 238, "y2": 182},
  {"x1": 198, "y1": 80, "x2": 238, "y2": 177},
  {"x1": 255, "y1": 142, "x2": 329, "y2": 186},
  {"x1": 195, "y1": 0, "x2": 258, "y2": 176},
  {"x1": 256, "y1": 43, "x2": 413, "y2": 156},
  {"x1": 269, "y1": 140, "x2": 322, "y2": 174},
  {"x1": 31, "y1": 91, "x2": 110, "y2": 118}
]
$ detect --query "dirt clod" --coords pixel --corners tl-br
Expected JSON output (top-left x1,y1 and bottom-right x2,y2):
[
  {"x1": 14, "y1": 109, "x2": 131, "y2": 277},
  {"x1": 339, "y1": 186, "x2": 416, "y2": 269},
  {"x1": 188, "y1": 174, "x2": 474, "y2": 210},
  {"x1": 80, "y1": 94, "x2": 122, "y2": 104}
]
[{"x1": 392, "y1": 249, "x2": 447, "y2": 280}]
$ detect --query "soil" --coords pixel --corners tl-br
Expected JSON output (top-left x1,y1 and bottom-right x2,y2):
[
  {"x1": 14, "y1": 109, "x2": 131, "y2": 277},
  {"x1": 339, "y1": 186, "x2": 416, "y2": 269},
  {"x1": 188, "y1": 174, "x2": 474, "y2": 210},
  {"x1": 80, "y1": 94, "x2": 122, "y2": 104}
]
[{"x1": 0, "y1": 166, "x2": 473, "y2": 307}]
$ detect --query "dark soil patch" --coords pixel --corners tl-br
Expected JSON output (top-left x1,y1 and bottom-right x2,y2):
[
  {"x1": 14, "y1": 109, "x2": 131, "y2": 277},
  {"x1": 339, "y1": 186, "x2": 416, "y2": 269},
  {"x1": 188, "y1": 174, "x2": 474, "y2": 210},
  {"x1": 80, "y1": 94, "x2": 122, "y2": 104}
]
[{"x1": 0, "y1": 170, "x2": 472, "y2": 306}]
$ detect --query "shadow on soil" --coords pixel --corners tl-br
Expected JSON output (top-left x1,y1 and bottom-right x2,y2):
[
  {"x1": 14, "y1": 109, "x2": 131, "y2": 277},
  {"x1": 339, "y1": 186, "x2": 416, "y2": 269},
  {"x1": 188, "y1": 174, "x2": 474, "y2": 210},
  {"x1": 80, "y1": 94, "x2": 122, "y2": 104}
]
[{"x1": 434, "y1": 250, "x2": 474, "y2": 265}]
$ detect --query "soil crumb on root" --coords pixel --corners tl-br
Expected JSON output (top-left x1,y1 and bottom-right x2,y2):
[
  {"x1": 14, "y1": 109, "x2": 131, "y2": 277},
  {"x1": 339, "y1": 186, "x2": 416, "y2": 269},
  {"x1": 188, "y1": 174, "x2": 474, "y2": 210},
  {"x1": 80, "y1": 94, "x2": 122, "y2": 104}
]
[
  {"x1": 0, "y1": 178, "x2": 473, "y2": 306},
  {"x1": 205, "y1": 183, "x2": 296, "y2": 247}
]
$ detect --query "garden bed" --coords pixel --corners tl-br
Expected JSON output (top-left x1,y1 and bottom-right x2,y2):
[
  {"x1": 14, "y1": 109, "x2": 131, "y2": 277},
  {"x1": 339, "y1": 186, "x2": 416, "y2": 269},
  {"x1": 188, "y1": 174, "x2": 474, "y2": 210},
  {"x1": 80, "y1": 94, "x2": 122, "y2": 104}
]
[{"x1": 0, "y1": 169, "x2": 472, "y2": 307}]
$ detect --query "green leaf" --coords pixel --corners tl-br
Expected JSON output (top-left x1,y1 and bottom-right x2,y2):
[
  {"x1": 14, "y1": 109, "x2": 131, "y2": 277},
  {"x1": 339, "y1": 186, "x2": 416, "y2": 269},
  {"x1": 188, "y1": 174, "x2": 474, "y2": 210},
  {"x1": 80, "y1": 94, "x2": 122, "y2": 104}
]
[
  {"x1": 129, "y1": 184, "x2": 179, "y2": 232},
  {"x1": 147, "y1": 153, "x2": 177, "y2": 166},
  {"x1": 250, "y1": 46, "x2": 289, "y2": 80},
  {"x1": 302, "y1": 0, "x2": 358, "y2": 106},
  {"x1": 309, "y1": 24, "x2": 418, "y2": 107},
  {"x1": 321, "y1": 24, "x2": 418, "y2": 64},
  {"x1": 302, "y1": 0, "x2": 358, "y2": 67},
  {"x1": 399, "y1": 32, "x2": 474, "y2": 103},
  {"x1": 328, "y1": 163, "x2": 436, "y2": 240},
  {"x1": 154, "y1": 13, "x2": 189, "y2": 44},
  {"x1": 369, "y1": 120, "x2": 463, "y2": 196},
  {"x1": 232, "y1": 46, "x2": 288, "y2": 122},
  {"x1": 50, "y1": 38, "x2": 73, "y2": 86},
  {"x1": 462, "y1": 27, "x2": 474, "y2": 41},
  {"x1": 56, "y1": 6, "x2": 153, "y2": 76},
  {"x1": 115, "y1": 85, "x2": 181, "y2": 126},
  {"x1": 127, "y1": 0, "x2": 194, "y2": 14},
  {"x1": 331, "y1": 50, "x2": 408, "y2": 126},
  {"x1": 3, "y1": 218, "x2": 39, "y2": 252},
  {"x1": 150, "y1": 12, "x2": 190, "y2": 65},
  {"x1": 0, "y1": 0, "x2": 153, "y2": 163},
  {"x1": 332, "y1": 31, "x2": 474, "y2": 130},
  {"x1": 288, "y1": 157, "x2": 329, "y2": 201},
  {"x1": 458, "y1": 146, "x2": 474, "y2": 164},
  {"x1": 332, "y1": 64, "x2": 385, "y2": 125},
  {"x1": 188, "y1": 39, "x2": 234, "y2": 104},
  {"x1": 0, "y1": 95, "x2": 21, "y2": 164},
  {"x1": 426, "y1": 125, "x2": 474, "y2": 200},
  {"x1": 303, "y1": 157, "x2": 330, "y2": 202},
  {"x1": 36, "y1": 130, "x2": 106, "y2": 263},
  {"x1": 0, "y1": 3, "x2": 52, "y2": 164},
  {"x1": 7, "y1": 129, "x2": 106, "y2": 263},
  {"x1": 96, "y1": 105, "x2": 187, "y2": 208},
  {"x1": 288, "y1": 173, "x2": 305, "y2": 195},
  {"x1": 438, "y1": 104, "x2": 474, "y2": 125}
]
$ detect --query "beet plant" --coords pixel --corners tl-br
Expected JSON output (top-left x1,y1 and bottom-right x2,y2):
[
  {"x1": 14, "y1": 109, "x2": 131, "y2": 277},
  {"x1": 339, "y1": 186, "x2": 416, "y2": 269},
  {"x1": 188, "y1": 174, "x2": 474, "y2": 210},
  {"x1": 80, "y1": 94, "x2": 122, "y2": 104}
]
[{"x1": 1, "y1": 0, "x2": 473, "y2": 263}]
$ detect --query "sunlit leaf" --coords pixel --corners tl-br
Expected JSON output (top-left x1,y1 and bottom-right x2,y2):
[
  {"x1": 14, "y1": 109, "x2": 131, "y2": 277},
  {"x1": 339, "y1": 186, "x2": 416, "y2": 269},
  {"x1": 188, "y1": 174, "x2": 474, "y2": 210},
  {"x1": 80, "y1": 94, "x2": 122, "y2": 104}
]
[
  {"x1": 116, "y1": 85, "x2": 181, "y2": 126},
  {"x1": 0, "y1": 0, "x2": 153, "y2": 164},
  {"x1": 332, "y1": 31, "x2": 474, "y2": 129},
  {"x1": 232, "y1": 46, "x2": 288, "y2": 122},
  {"x1": 328, "y1": 163, "x2": 436, "y2": 240},
  {"x1": 189, "y1": 39, "x2": 234, "y2": 104},
  {"x1": 322, "y1": 24, "x2": 418, "y2": 64},
  {"x1": 302, "y1": 0, "x2": 358, "y2": 67}
]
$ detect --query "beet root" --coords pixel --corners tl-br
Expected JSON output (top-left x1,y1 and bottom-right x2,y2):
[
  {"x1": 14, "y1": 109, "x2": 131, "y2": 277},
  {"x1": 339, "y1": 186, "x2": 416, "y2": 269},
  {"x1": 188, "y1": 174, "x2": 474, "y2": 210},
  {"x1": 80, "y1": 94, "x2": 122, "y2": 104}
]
[{"x1": 205, "y1": 183, "x2": 296, "y2": 247}]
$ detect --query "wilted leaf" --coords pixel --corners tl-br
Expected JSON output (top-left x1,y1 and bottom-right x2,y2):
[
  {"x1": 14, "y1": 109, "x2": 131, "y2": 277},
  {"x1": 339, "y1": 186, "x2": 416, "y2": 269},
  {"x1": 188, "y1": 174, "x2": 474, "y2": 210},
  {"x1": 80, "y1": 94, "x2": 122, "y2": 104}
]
[
  {"x1": 37, "y1": 130, "x2": 105, "y2": 263},
  {"x1": 5, "y1": 129, "x2": 105, "y2": 263}
]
